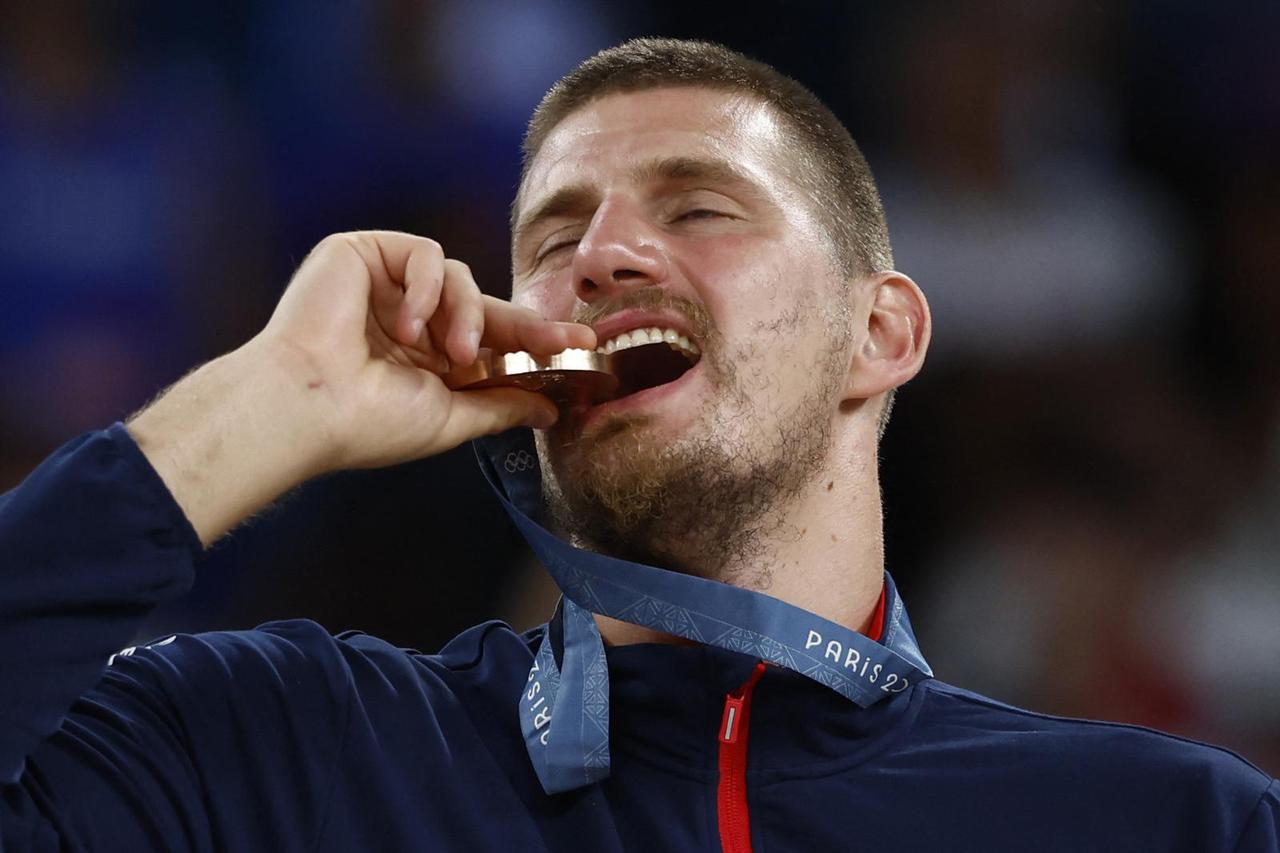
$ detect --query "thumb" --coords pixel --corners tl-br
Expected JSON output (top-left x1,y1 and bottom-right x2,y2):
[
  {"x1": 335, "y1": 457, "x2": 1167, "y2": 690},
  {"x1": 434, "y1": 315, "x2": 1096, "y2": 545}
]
[{"x1": 448, "y1": 387, "x2": 560, "y2": 439}]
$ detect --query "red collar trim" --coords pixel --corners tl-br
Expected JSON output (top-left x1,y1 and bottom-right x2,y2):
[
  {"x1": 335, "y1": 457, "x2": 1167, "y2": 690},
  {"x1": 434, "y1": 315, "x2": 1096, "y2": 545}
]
[{"x1": 865, "y1": 583, "x2": 887, "y2": 643}]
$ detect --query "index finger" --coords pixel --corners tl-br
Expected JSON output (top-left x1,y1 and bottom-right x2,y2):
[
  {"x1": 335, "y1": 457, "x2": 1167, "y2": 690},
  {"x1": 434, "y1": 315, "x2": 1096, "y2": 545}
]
[{"x1": 479, "y1": 296, "x2": 596, "y2": 355}]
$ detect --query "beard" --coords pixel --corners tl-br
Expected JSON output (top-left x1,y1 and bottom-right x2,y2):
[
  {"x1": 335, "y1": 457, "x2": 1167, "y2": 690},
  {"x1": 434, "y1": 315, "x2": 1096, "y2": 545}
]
[{"x1": 536, "y1": 289, "x2": 850, "y2": 589}]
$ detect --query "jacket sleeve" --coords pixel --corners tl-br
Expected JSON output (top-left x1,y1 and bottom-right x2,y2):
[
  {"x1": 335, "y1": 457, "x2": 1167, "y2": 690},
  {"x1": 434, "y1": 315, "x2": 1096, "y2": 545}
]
[
  {"x1": 2, "y1": 620, "x2": 355, "y2": 852},
  {"x1": 0, "y1": 423, "x2": 201, "y2": 786},
  {"x1": 0, "y1": 426, "x2": 353, "y2": 852}
]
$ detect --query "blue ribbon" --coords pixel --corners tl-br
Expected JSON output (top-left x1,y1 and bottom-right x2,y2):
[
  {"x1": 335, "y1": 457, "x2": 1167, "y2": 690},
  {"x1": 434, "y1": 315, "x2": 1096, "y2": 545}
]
[{"x1": 476, "y1": 430, "x2": 932, "y2": 795}]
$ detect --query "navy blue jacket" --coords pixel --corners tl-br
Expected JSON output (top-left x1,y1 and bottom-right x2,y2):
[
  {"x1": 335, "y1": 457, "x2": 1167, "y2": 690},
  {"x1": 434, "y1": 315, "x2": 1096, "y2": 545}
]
[{"x1": 1, "y1": 424, "x2": 1276, "y2": 851}]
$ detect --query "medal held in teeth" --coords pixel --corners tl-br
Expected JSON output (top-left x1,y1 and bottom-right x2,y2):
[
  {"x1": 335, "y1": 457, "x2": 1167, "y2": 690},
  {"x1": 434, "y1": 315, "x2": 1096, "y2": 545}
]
[
  {"x1": 443, "y1": 348, "x2": 617, "y2": 407},
  {"x1": 443, "y1": 326, "x2": 701, "y2": 408}
]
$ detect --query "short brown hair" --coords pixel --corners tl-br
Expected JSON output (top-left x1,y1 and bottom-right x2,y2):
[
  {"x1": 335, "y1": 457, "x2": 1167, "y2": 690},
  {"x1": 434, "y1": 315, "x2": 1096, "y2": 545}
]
[{"x1": 515, "y1": 37, "x2": 893, "y2": 278}]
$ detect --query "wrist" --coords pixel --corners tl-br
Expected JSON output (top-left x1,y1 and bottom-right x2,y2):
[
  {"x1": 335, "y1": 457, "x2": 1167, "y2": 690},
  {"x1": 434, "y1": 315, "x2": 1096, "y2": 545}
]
[
  {"x1": 127, "y1": 342, "x2": 338, "y2": 546},
  {"x1": 237, "y1": 334, "x2": 349, "y2": 476}
]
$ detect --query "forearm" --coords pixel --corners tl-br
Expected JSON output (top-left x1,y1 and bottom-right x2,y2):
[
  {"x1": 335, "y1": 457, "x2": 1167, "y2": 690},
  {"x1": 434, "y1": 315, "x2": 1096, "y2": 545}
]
[{"x1": 126, "y1": 338, "x2": 334, "y2": 548}]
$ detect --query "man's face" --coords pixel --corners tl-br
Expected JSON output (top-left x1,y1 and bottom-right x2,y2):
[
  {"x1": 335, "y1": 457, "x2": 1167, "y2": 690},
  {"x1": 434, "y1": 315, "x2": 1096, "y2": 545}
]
[{"x1": 511, "y1": 86, "x2": 855, "y2": 580}]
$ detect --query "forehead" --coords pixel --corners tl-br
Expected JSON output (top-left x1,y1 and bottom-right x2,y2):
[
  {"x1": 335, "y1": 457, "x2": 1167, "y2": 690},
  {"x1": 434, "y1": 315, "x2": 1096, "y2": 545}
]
[{"x1": 520, "y1": 87, "x2": 790, "y2": 207}]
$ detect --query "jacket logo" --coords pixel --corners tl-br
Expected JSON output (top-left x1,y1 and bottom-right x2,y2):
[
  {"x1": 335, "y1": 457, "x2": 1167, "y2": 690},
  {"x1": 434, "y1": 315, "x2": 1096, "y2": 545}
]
[{"x1": 107, "y1": 634, "x2": 176, "y2": 666}]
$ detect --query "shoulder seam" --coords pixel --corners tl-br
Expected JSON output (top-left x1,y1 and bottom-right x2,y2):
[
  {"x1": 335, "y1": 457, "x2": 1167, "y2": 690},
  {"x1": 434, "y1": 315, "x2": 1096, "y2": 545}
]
[{"x1": 921, "y1": 681, "x2": 1272, "y2": 779}]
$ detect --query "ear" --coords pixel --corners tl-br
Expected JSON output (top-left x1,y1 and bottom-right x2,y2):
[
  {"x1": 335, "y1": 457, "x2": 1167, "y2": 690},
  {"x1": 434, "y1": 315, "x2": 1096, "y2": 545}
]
[{"x1": 842, "y1": 271, "x2": 931, "y2": 402}]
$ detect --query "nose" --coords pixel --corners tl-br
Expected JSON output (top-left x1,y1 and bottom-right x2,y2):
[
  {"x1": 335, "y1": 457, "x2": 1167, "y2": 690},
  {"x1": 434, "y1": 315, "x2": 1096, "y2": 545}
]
[{"x1": 571, "y1": 198, "x2": 669, "y2": 304}]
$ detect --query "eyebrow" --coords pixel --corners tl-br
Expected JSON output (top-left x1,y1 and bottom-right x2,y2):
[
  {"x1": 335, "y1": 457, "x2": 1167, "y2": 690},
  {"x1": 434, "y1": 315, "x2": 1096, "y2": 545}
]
[
  {"x1": 512, "y1": 155, "x2": 770, "y2": 248},
  {"x1": 632, "y1": 154, "x2": 763, "y2": 194},
  {"x1": 512, "y1": 185, "x2": 599, "y2": 247}
]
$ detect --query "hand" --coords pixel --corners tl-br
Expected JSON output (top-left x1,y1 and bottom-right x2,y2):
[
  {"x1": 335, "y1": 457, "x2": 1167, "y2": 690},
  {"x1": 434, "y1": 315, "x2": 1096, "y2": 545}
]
[
  {"x1": 128, "y1": 231, "x2": 594, "y2": 546},
  {"x1": 253, "y1": 231, "x2": 595, "y2": 470}
]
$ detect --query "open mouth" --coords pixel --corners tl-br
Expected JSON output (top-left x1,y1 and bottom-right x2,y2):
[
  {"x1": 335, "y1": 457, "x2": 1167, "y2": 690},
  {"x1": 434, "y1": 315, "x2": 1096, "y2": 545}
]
[{"x1": 597, "y1": 326, "x2": 702, "y2": 399}]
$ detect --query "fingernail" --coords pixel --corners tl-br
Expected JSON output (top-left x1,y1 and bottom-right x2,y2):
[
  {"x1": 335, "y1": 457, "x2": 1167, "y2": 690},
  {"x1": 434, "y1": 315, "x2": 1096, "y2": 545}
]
[
  {"x1": 409, "y1": 317, "x2": 424, "y2": 339},
  {"x1": 467, "y1": 329, "x2": 481, "y2": 356},
  {"x1": 562, "y1": 322, "x2": 595, "y2": 344}
]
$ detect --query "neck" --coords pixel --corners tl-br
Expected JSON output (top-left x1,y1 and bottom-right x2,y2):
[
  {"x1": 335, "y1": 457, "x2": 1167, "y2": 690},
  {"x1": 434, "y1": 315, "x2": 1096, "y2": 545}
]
[{"x1": 596, "y1": 441, "x2": 886, "y2": 647}]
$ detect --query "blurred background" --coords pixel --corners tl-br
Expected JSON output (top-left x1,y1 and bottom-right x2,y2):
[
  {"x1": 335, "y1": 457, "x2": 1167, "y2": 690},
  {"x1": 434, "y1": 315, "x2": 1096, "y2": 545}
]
[{"x1": 1, "y1": 0, "x2": 1276, "y2": 772}]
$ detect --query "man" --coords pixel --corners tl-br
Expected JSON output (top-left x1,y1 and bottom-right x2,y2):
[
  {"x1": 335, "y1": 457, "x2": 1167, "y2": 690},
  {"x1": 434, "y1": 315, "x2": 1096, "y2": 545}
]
[{"x1": 0, "y1": 38, "x2": 1275, "y2": 852}]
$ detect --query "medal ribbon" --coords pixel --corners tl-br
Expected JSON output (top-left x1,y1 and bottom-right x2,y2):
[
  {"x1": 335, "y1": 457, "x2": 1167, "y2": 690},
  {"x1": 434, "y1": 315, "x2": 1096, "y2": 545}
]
[{"x1": 476, "y1": 431, "x2": 932, "y2": 795}]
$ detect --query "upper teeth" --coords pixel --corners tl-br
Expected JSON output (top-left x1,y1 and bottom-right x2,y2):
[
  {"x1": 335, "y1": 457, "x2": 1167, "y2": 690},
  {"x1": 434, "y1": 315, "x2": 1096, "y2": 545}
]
[{"x1": 597, "y1": 327, "x2": 700, "y2": 358}]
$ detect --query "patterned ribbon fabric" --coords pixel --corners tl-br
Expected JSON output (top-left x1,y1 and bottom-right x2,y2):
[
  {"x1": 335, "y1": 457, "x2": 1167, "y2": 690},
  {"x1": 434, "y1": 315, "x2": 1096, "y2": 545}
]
[{"x1": 475, "y1": 430, "x2": 932, "y2": 795}]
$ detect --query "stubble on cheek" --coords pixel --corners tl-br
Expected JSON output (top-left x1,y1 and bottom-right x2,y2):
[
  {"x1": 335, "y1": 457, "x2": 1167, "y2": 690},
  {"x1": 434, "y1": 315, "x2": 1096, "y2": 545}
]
[{"x1": 534, "y1": 276, "x2": 853, "y2": 583}]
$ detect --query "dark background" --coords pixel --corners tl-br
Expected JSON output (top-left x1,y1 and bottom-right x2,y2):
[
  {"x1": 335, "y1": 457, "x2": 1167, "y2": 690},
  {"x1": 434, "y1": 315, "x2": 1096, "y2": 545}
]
[{"x1": 1, "y1": 1, "x2": 1277, "y2": 773}]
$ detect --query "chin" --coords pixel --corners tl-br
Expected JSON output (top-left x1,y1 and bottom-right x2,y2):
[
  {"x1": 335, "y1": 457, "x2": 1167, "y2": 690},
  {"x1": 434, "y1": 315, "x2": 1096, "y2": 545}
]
[
  {"x1": 549, "y1": 413, "x2": 662, "y2": 477},
  {"x1": 542, "y1": 413, "x2": 699, "y2": 518}
]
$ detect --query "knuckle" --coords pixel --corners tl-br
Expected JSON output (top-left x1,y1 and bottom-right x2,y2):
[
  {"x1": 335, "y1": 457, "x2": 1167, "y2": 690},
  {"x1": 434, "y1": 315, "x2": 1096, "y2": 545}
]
[
  {"x1": 444, "y1": 259, "x2": 477, "y2": 291},
  {"x1": 334, "y1": 231, "x2": 368, "y2": 248},
  {"x1": 326, "y1": 231, "x2": 376, "y2": 261},
  {"x1": 303, "y1": 233, "x2": 373, "y2": 272},
  {"x1": 444, "y1": 261, "x2": 482, "y2": 303},
  {"x1": 312, "y1": 232, "x2": 354, "y2": 255}
]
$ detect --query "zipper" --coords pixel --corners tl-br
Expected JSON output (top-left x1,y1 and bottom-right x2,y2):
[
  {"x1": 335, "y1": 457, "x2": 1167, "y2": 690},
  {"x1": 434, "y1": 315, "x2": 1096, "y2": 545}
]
[
  {"x1": 713, "y1": 586, "x2": 885, "y2": 851},
  {"x1": 716, "y1": 661, "x2": 767, "y2": 853}
]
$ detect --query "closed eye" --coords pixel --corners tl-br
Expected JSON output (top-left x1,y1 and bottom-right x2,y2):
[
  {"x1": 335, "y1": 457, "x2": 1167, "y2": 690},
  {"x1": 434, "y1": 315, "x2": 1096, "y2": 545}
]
[
  {"x1": 537, "y1": 239, "x2": 579, "y2": 263},
  {"x1": 674, "y1": 208, "x2": 728, "y2": 222}
]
